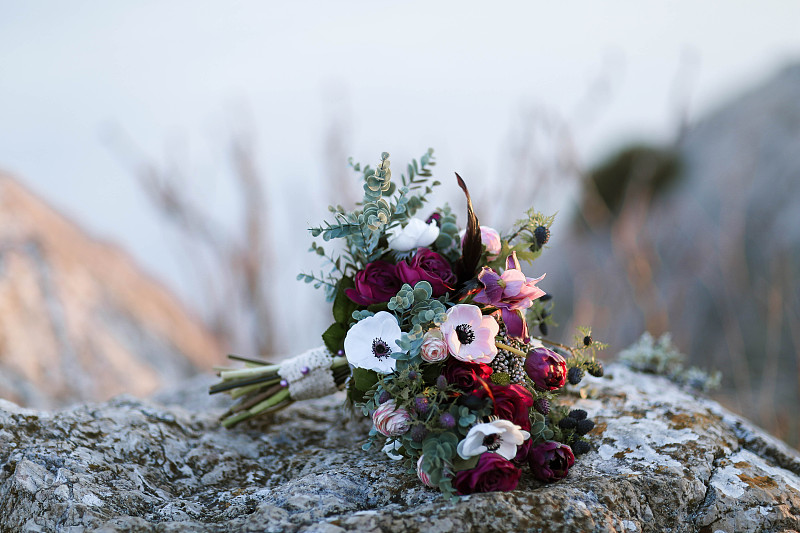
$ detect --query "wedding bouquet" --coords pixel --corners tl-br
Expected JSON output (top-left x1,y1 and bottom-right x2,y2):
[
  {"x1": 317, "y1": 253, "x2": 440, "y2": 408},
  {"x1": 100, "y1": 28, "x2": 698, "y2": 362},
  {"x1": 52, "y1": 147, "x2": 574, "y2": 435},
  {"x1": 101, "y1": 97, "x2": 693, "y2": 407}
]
[{"x1": 211, "y1": 150, "x2": 605, "y2": 498}]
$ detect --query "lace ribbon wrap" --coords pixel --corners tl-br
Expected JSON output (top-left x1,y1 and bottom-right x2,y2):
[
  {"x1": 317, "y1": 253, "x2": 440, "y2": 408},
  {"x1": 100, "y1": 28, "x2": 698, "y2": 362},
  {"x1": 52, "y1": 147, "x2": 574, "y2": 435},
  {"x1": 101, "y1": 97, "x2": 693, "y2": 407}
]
[{"x1": 277, "y1": 345, "x2": 339, "y2": 401}]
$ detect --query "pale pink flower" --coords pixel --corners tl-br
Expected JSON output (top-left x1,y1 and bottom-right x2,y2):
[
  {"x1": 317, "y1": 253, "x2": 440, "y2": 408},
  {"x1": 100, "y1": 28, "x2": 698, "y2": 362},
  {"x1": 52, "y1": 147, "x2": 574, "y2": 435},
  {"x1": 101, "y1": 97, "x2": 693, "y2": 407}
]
[
  {"x1": 473, "y1": 252, "x2": 546, "y2": 341},
  {"x1": 372, "y1": 399, "x2": 411, "y2": 437},
  {"x1": 420, "y1": 329, "x2": 449, "y2": 363},
  {"x1": 460, "y1": 225, "x2": 502, "y2": 259},
  {"x1": 440, "y1": 304, "x2": 499, "y2": 364}
]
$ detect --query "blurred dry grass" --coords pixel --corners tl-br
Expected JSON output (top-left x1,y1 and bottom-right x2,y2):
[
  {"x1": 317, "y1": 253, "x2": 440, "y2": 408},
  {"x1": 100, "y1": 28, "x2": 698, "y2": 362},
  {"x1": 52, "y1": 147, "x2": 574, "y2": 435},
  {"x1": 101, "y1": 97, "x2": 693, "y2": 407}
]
[{"x1": 112, "y1": 82, "x2": 799, "y2": 449}]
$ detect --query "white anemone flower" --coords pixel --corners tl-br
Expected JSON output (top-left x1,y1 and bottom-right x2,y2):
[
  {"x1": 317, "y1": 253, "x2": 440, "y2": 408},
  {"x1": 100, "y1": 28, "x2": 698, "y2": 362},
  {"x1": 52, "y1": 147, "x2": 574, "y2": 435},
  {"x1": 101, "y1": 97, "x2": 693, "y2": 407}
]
[
  {"x1": 456, "y1": 420, "x2": 531, "y2": 461},
  {"x1": 343, "y1": 311, "x2": 401, "y2": 374},
  {"x1": 387, "y1": 218, "x2": 439, "y2": 252}
]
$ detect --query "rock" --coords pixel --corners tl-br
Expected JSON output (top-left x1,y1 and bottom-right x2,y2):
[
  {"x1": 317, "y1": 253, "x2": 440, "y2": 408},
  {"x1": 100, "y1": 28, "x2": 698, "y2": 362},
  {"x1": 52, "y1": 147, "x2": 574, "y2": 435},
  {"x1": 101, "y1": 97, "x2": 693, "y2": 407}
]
[
  {"x1": 1, "y1": 365, "x2": 798, "y2": 532},
  {"x1": 0, "y1": 175, "x2": 223, "y2": 409}
]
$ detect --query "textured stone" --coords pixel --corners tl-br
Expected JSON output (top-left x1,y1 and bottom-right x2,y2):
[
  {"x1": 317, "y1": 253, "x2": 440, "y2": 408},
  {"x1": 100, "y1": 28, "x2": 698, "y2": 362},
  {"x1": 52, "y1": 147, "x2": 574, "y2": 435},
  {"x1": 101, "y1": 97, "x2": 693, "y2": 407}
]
[
  {"x1": 1, "y1": 364, "x2": 798, "y2": 532},
  {"x1": 0, "y1": 175, "x2": 222, "y2": 409}
]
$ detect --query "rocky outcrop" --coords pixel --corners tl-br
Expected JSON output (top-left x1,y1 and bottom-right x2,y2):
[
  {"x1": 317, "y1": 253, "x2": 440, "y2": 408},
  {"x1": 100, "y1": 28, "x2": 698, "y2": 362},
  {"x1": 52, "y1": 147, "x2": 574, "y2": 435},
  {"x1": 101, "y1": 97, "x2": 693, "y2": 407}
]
[
  {"x1": 0, "y1": 175, "x2": 223, "y2": 409},
  {"x1": 1, "y1": 365, "x2": 798, "y2": 532}
]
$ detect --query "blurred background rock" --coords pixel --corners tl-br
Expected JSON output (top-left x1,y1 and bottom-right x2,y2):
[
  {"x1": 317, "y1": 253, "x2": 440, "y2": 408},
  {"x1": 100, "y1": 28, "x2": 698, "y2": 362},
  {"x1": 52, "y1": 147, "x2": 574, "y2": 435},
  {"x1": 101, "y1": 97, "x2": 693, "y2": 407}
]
[{"x1": 0, "y1": 2, "x2": 797, "y2": 447}]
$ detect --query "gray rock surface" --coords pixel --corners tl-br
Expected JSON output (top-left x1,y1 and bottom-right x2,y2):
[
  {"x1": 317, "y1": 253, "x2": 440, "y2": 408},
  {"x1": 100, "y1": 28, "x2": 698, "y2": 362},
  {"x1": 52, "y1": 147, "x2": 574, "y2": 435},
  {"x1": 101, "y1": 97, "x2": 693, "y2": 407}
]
[{"x1": 1, "y1": 365, "x2": 798, "y2": 532}]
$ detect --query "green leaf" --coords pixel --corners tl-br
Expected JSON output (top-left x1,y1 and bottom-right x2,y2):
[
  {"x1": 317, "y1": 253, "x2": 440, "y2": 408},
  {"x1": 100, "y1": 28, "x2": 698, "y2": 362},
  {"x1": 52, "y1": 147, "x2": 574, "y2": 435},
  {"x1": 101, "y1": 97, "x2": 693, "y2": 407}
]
[
  {"x1": 322, "y1": 322, "x2": 347, "y2": 353},
  {"x1": 453, "y1": 454, "x2": 480, "y2": 472},
  {"x1": 352, "y1": 367, "x2": 379, "y2": 392},
  {"x1": 332, "y1": 277, "x2": 357, "y2": 324}
]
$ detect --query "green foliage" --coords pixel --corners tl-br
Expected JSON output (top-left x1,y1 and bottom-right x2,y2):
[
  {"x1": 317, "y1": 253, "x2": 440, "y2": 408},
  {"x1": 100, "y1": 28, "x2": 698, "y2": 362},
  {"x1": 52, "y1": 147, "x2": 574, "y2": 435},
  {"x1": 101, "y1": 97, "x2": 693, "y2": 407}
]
[
  {"x1": 321, "y1": 277, "x2": 358, "y2": 351},
  {"x1": 526, "y1": 297, "x2": 556, "y2": 336},
  {"x1": 352, "y1": 368, "x2": 379, "y2": 392},
  {"x1": 619, "y1": 332, "x2": 721, "y2": 392},
  {"x1": 304, "y1": 149, "x2": 442, "y2": 291},
  {"x1": 385, "y1": 281, "x2": 449, "y2": 363},
  {"x1": 492, "y1": 207, "x2": 557, "y2": 268},
  {"x1": 434, "y1": 204, "x2": 461, "y2": 261},
  {"x1": 321, "y1": 322, "x2": 346, "y2": 353}
]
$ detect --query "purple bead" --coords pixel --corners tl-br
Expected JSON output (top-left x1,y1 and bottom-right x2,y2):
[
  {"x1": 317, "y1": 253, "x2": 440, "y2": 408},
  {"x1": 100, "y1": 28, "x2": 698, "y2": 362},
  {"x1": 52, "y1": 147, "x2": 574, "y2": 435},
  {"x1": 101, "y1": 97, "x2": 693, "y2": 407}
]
[
  {"x1": 280, "y1": 379, "x2": 288, "y2": 387},
  {"x1": 300, "y1": 366, "x2": 310, "y2": 375}
]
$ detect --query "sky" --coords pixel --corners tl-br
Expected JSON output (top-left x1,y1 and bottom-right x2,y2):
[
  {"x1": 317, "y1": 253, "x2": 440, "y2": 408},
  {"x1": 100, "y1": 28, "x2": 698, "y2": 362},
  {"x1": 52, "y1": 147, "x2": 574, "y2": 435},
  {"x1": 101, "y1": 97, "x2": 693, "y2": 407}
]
[{"x1": 1, "y1": 1, "x2": 799, "y2": 351}]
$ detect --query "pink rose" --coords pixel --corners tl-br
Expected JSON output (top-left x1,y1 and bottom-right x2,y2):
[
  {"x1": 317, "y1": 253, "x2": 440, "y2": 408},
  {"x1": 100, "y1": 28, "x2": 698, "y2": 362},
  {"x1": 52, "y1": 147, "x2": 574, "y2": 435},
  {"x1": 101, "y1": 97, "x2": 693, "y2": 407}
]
[
  {"x1": 372, "y1": 399, "x2": 411, "y2": 437},
  {"x1": 420, "y1": 329, "x2": 449, "y2": 363},
  {"x1": 396, "y1": 248, "x2": 456, "y2": 297},
  {"x1": 345, "y1": 260, "x2": 402, "y2": 306},
  {"x1": 417, "y1": 456, "x2": 436, "y2": 488}
]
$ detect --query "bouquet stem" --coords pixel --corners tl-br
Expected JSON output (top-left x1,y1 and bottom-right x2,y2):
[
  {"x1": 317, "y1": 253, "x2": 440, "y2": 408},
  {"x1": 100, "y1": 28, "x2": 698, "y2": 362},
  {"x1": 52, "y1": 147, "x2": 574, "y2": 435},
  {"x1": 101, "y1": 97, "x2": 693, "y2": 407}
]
[{"x1": 211, "y1": 349, "x2": 349, "y2": 428}]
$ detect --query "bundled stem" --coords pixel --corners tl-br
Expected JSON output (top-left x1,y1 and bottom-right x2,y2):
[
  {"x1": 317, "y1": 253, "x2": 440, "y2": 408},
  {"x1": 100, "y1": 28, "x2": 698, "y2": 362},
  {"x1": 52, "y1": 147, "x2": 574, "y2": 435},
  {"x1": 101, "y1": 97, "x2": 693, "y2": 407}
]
[{"x1": 211, "y1": 354, "x2": 350, "y2": 428}]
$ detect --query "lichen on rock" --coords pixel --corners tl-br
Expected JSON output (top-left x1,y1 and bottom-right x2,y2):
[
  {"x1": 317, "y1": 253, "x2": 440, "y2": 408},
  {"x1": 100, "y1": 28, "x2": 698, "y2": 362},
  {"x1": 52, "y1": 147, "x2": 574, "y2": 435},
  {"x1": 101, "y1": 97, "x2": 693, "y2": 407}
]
[{"x1": 0, "y1": 365, "x2": 798, "y2": 532}]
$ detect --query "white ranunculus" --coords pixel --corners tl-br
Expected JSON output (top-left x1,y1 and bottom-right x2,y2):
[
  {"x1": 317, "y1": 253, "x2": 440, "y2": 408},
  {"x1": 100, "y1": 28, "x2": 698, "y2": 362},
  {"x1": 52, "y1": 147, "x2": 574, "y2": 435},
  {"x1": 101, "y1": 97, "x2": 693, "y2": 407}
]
[
  {"x1": 456, "y1": 420, "x2": 530, "y2": 461},
  {"x1": 382, "y1": 440, "x2": 404, "y2": 460},
  {"x1": 387, "y1": 218, "x2": 440, "y2": 252},
  {"x1": 343, "y1": 311, "x2": 401, "y2": 374}
]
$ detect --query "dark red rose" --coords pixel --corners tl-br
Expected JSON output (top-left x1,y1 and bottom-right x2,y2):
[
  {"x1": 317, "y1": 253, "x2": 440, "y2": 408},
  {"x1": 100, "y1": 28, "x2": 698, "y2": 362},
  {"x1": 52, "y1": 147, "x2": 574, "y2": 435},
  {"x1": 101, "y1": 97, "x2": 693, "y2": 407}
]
[
  {"x1": 524, "y1": 347, "x2": 567, "y2": 391},
  {"x1": 453, "y1": 453, "x2": 521, "y2": 494},
  {"x1": 528, "y1": 441, "x2": 575, "y2": 482},
  {"x1": 345, "y1": 261, "x2": 402, "y2": 306},
  {"x1": 396, "y1": 248, "x2": 456, "y2": 297},
  {"x1": 513, "y1": 438, "x2": 533, "y2": 466},
  {"x1": 472, "y1": 383, "x2": 534, "y2": 430},
  {"x1": 442, "y1": 359, "x2": 493, "y2": 391}
]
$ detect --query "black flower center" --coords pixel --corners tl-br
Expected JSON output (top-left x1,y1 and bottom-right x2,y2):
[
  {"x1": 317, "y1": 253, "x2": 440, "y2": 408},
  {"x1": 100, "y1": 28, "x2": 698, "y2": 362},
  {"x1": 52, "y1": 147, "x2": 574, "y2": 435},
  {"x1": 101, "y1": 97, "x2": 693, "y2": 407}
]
[
  {"x1": 372, "y1": 338, "x2": 391, "y2": 360},
  {"x1": 482, "y1": 434, "x2": 501, "y2": 452},
  {"x1": 455, "y1": 324, "x2": 476, "y2": 345}
]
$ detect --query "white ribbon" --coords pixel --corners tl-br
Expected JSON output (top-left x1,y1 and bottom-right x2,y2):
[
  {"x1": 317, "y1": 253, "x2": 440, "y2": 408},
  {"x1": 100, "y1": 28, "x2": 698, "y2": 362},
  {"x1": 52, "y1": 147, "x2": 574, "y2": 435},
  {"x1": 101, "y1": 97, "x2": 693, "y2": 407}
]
[{"x1": 277, "y1": 345, "x2": 339, "y2": 401}]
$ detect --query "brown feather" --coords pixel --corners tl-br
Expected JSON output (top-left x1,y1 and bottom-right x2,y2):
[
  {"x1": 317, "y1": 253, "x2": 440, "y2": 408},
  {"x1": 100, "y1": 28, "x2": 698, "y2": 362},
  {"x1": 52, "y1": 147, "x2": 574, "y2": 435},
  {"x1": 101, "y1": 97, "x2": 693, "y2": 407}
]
[{"x1": 453, "y1": 173, "x2": 482, "y2": 290}]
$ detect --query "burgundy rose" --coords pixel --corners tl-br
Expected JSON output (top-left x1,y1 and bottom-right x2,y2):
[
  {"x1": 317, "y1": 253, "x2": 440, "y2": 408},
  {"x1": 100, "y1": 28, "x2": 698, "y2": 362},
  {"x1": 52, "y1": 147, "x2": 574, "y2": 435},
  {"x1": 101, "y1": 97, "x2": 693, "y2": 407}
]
[
  {"x1": 524, "y1": 347, "x2": 567, "y2": 391},
  {"x1": 453, "y1": 453, "x2": 521, "y2": 494},
  {"x1": 396, "y1": 248, "x2": 456, "y2": 297},
  {"x1": 528, "y1": 441, "x2": 575, "y2": 482},
  {"x1": 442, "y1": 359, "x2": 493, "y2": 391},
  {"x1": 513, "y1": 438, "x2": 533, "y2": 466},
  {"x1": 345, "y1": 260, "x2": 402, "y2": 306},
  {"x1": 472, "y1": 383, "x2": 534, "y2": 430}
]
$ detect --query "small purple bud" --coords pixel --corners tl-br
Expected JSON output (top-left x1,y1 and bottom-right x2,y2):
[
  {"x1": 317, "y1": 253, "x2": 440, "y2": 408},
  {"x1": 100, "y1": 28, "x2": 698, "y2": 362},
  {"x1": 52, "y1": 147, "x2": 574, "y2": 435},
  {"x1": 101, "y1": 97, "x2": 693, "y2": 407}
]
[
  {"x1": 337, "y1": 349, "x2": 344, "y2": 356},
  {"x1": 279, "y1": 379, "x2": 289, "y2": 388},
  {"x1": 300, "y1": 366, "x2": 310, "y2": 375},
  {"x1": 426, "y1": 212, "x2": 442, "y2": 227},
  {"x1": 439, "y1": 413, "x2": 456, "y2": 429},
  {"x1": 414, "y1": 396, "x2": 430, "y2": 414},
  {"x1": 436, "y1": 375, "x2": 448, "y2": 390},
  {"x1": 378, "y1": 391, "x2": 391, "y2": 404},
  {"x1": 408, "y1": 370, "x2": 419, "y2": 380},
  {"x1": 410, "y1": 424, "x2": 428, "y2": 442}
]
